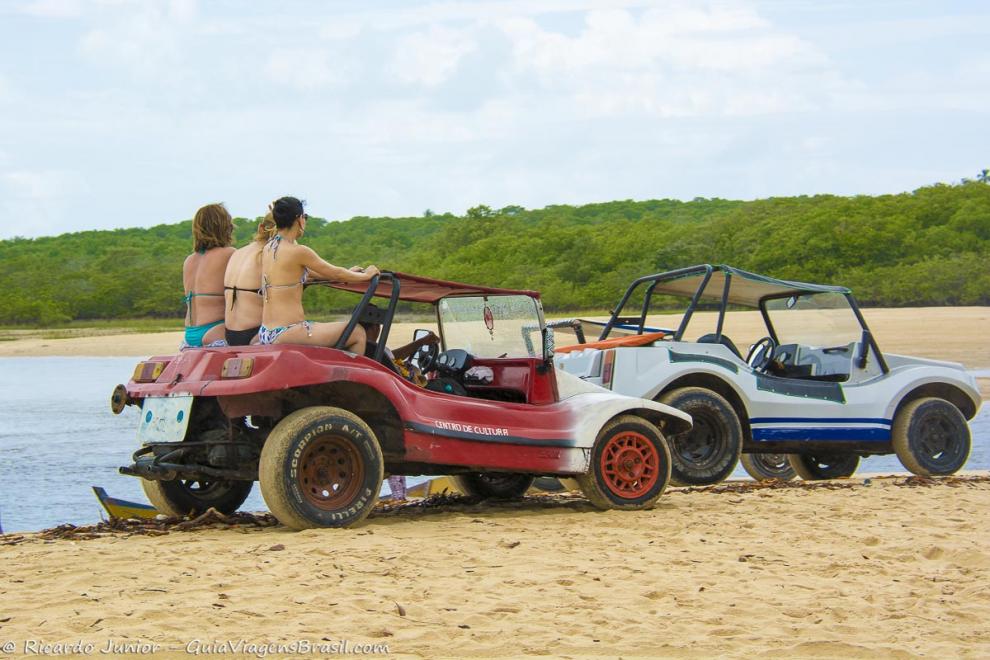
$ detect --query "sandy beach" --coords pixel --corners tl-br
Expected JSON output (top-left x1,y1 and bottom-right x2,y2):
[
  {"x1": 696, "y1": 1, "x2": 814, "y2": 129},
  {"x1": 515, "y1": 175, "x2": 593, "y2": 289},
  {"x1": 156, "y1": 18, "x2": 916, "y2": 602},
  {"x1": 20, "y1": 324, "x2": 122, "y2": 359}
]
[
  {"x1": 1, "y1": 476, "x2": 989, "y2": 658},
  {"x1": 1, "y1": 306, "x2": 987, "y2": 657}
]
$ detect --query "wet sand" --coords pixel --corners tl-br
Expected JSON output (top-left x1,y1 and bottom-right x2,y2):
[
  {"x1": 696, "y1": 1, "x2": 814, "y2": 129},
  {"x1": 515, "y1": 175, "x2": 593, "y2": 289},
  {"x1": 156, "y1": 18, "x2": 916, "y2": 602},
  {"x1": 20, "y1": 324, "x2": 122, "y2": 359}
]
[{"x1": 1, "y1": 477, "x2": 989, "y2": 658}]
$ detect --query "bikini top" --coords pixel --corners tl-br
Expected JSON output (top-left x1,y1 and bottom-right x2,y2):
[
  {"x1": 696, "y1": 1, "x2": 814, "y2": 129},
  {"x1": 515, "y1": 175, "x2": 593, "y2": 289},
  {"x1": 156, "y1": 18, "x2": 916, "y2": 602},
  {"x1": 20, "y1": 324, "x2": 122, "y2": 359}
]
[
  {"x1": 224, "y1": 285, "x2": 262, "y2": 309},
  {"x1": 260, "y1": 235, "x2": 309, "y2": 303},
  {"x1": 182, "y1": 291, "x2": 224, "y2": 304},
  {"x1": 182, "y1": 291, "x2": 224, "y2": 325}
]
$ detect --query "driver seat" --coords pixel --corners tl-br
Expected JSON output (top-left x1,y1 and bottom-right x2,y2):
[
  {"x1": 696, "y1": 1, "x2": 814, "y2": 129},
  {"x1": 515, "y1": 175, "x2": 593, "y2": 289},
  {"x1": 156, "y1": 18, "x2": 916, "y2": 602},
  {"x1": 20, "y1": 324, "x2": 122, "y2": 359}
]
[
  {"x1": 697, "y1": 333, "x2": 743, "y2": 360},
  {"x1": 363, "y1": 341, "x2": 401, "y2": 375}
]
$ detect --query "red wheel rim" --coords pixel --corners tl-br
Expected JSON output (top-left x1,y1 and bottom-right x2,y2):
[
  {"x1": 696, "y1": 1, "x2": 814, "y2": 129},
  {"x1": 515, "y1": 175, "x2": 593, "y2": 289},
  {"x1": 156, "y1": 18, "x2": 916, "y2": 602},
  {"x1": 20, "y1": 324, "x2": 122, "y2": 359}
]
[
  {"x1": 298, "y1": 435, "x2": 364, "y2": 510},
  {"x1": 600, "y1": 431, "x2": 660, "y2": 499}
]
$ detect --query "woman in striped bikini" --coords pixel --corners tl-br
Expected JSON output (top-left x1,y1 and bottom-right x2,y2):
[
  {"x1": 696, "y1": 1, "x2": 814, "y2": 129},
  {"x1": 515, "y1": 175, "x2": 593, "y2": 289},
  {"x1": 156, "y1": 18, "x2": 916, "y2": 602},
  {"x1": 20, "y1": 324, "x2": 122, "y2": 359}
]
[
  {"x1": 258, "y1": 196, "x2": 379, "y2": 352},
  {"x1": 182, "y1": 203, "x2": 235, "y2": 348}
]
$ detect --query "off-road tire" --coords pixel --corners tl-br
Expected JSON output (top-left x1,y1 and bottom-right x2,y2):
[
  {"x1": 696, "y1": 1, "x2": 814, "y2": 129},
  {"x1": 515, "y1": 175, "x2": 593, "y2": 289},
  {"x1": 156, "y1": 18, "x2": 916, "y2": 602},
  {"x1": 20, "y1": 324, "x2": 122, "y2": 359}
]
[
  {"x1": 141, "y1": 478, "x2": 253, "y2": 517},
  {"x1": 658, "y1": 387, "x2": 743, "y2": 486},
  {"x1": 892, "y1": 397, "x2": 971, "y2": 476},
  {"x1": 577, "y1": 415, "x2": 672, "y2": 510},
  {"x1": 787, "y1": 453, "x2": 860, "y2": 480},
  {"x1": 451, "y1": 473, "x2": 535, "y2": 499},
  {"x1": 259, "y1": 406, "x2": 383, "y2": 530},
  {"x1": 740, "y1": 453, "x2": 797, "y2": 482}
]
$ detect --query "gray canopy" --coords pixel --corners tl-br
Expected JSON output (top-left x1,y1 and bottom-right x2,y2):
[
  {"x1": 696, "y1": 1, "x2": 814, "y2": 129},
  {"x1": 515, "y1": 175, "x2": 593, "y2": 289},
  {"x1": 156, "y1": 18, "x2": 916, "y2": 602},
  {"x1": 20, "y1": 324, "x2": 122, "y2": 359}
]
[{"x1": 650, "y1": 264, "x2": 850, "y2": 307}]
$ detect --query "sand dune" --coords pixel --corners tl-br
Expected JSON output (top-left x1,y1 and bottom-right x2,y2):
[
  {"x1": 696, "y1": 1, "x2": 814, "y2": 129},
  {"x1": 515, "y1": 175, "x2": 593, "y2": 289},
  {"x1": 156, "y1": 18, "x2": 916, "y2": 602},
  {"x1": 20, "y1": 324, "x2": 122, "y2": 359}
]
[{"x1": 1, "y1": 477, "x2": 988, "y2": 658}]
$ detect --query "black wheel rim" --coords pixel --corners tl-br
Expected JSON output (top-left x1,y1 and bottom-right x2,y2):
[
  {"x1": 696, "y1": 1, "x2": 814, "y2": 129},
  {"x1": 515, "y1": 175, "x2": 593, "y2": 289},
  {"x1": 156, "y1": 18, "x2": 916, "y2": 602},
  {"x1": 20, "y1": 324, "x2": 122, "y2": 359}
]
[
  {"x1": 755, "y1": 454, "x2": 789, "y2": 473},
  {"x1": 916, "y1": 415, "x2": 965, "y2": 469},
  {"x1": 807, "y1": 453, "x2": 856, "y2": 477},
  {"x1": 672, "y1": 412, "x2": 724, "y2": 469},
  {"x1": 181, "y1": 479, "x2": 229, "y2": 501}
]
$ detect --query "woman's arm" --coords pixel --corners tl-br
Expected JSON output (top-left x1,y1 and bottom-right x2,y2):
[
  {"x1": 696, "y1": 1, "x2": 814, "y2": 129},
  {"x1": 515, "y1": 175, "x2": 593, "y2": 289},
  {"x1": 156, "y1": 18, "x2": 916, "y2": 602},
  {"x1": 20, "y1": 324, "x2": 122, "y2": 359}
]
[
  {"x1": 298, "y1": 246, "x2": 379, "y2": 282},
  {"x1": 392, "y1": 332, "x2": 439, "y2": 360}
]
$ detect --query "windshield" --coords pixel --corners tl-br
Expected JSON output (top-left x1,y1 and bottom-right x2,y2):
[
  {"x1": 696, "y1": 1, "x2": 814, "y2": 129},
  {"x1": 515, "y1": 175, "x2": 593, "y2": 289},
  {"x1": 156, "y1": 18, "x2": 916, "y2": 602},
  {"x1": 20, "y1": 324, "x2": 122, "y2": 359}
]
[
  {"x1": 764, "y1": 292, "x2": 863, "y2": 346},
  {"x1": 439, "y1": 295, "x2": 544, "y2": 358}
]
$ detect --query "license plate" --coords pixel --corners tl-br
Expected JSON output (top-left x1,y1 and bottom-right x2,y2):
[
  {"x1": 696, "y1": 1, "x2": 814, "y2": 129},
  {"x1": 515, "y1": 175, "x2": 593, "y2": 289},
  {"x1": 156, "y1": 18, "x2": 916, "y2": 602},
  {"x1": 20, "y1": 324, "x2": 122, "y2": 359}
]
[{"x1": 137, "y1": 396, "x2": 194, "y2": 444}]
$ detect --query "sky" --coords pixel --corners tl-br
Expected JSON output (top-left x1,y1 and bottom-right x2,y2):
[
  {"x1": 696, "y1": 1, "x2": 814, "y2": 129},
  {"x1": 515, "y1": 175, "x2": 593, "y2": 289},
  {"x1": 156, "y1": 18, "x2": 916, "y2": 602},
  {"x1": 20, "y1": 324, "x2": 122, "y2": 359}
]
[{"x1": 0, "y1": 0, "x2": 988, "y2": 239}]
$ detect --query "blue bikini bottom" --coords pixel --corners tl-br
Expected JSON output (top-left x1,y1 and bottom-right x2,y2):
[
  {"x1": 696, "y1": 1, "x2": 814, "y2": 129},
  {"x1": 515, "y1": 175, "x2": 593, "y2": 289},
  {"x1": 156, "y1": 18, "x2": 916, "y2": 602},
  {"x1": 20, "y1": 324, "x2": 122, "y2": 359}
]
[{"x1": 183, "y1": 319, "x2": 226, "y2": 348}]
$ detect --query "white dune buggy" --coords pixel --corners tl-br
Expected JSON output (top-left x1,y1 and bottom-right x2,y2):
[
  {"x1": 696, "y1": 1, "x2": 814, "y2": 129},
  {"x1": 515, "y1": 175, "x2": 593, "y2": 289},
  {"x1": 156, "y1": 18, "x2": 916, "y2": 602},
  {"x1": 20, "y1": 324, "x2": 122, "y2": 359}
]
[{"x1": 552, "y1": 264, "x2": 982, "y2": 484}]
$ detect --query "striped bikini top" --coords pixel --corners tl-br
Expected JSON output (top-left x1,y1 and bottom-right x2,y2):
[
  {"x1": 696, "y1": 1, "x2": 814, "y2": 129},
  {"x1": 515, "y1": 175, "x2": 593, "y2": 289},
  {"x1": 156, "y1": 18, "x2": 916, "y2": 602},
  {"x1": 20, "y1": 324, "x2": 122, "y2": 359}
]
[{"x1": 260, "y1": 235, "x2": 309, "y2": 302}]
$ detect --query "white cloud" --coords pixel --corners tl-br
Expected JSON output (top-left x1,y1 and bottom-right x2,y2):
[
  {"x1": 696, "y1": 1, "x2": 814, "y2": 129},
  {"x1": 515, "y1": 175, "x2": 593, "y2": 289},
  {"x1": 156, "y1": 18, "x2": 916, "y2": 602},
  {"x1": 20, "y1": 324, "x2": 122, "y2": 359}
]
[
  {"x1": 264, "y1": 47, "x2": 352, "y2": 90},
  {"x1": 390, "y1": 25, "x2": 478, "y2": 86},
  {"x1": 0, "y1": 169, "x2": 91, "y2": 237},
  {"x1": 501, "y1": 7, "x2": 823, "y2": 75},
  {"x1": 2, "y1": 169, "x2": 88, "y2": 201},
  {"x1": 78, "y1": 1, "x2": 198, "y2": 79},
  {"x1": 18, "y1": 0, "x2": 85, "y2": 19},
  {"x1": 496, "y1": 6, "x2": 836, "y2": 118}
]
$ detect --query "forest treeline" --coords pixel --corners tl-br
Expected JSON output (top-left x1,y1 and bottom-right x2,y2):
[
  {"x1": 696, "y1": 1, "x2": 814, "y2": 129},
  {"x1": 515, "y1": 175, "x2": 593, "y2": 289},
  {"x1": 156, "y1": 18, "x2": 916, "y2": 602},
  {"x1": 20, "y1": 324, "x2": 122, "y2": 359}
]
[{"x1": 1, "y1": 182, "x2": 988, "y2": 324}]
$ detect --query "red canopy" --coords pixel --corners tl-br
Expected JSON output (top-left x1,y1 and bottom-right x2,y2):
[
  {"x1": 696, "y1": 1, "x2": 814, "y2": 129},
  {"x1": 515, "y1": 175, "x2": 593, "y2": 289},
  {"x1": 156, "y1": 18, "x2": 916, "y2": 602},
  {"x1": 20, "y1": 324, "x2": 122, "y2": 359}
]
[{"x1": 314, "y1": 271, "x2": 541, "y2": 304}]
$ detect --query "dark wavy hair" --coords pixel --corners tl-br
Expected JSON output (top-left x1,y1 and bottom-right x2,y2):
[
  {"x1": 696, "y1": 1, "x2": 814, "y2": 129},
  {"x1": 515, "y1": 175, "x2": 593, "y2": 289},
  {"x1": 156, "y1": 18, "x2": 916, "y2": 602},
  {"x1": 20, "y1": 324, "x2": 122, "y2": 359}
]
[{"x1": 271, "y1": 196, "x2": 305, "y2": 229}]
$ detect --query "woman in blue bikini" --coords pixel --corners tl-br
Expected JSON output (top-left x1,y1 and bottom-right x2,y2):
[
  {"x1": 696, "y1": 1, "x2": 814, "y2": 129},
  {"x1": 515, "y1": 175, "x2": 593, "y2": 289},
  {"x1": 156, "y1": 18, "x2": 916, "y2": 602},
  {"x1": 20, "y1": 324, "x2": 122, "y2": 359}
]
[
  {"x1": 182, "y1": 203, "x2": 235, "y2": 348},
  {"x1": 259, "y1": 196, "x2": 379, "y2": 351}
]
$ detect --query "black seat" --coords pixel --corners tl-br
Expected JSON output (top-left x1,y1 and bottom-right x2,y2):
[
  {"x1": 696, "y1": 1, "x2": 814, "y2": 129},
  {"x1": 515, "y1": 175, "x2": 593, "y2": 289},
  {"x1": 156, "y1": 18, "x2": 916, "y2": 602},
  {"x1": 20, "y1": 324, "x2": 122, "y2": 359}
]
[{"x1": 697, "y1": 333, "x2": 743, "y2": 360}]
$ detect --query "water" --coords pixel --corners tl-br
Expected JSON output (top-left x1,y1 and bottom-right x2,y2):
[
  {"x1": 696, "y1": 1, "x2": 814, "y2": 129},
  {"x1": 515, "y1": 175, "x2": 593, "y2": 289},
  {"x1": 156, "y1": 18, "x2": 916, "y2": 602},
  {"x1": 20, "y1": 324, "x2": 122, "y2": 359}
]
[{"x1": 0, "y1": 357, "x2": 987, "y2": 532}]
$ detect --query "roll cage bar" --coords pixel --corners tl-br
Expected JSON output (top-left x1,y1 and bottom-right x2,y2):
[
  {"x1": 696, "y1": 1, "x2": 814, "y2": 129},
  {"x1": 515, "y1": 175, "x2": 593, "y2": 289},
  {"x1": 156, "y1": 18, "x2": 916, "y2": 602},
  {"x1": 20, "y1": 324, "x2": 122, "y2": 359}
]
[
  {"x1": 323, "y1": 271, "x2": 401, "y2": 364},
  {"x1": 600, "y1": 264, "x2": 889, "y2": 374},
  {"x1": 310, "y1": 271, "x2": 552, "y2": 363}
]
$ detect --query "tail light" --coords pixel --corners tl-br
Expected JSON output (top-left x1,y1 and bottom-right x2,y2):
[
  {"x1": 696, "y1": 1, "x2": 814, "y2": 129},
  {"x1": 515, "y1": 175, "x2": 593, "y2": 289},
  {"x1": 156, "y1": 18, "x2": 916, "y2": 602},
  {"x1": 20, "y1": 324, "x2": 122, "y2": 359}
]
[
  {"x1": 601, "y1": 349, "x2": 615, "y2": 390},
  {"x1": 132, "y1": 360, "x2": 169, "y2": 383},
  {"x1": 222, "y1": 357, "x2": 254, "y2": 378}
]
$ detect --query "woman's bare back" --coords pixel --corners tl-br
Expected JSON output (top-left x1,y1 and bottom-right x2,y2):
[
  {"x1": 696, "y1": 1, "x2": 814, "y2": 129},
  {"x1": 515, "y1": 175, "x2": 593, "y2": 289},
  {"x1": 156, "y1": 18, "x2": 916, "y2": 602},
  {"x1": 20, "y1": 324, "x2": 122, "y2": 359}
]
[
  {"x1": 224, "y1": 242, "x2": 265, "y2": 332},
  {"x1": 183, "y1": 247, "x2": 234, "y2": 328}
]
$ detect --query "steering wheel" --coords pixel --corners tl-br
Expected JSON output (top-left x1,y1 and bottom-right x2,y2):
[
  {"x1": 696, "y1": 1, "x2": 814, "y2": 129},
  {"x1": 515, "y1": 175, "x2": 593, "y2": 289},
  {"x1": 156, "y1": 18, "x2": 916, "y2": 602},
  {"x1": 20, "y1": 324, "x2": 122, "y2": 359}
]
[
  {"x1": 410, "y1": 341, "x2": 440, "y2": 374},
  {"x1": 746, "y1": 336, "x2": 777, "y2": 372}
]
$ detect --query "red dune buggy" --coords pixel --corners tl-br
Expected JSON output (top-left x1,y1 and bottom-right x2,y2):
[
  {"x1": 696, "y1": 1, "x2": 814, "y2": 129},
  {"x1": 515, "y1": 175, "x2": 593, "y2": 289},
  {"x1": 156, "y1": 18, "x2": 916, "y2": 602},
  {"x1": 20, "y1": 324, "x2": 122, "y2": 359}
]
[{"x1": 111, "y1": 272, "x2": 690, "y2": 529}]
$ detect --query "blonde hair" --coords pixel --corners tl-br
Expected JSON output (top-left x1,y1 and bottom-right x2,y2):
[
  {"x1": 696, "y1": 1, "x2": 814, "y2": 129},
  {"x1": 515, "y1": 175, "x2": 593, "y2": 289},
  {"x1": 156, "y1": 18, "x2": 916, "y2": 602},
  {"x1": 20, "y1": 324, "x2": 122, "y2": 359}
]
[
  {"x1": 254, "y1": 212, "x2": 276, "y2": 243},
  {"x1": 192, "y1": 203, "x2": 233, "y2": 252}
]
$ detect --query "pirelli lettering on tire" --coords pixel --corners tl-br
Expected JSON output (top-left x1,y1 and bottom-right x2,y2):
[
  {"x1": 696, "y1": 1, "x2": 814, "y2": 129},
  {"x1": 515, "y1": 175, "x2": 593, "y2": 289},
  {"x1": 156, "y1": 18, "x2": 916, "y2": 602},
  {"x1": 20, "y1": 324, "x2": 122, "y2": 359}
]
[{"x1": 329, "y1": 488, "x2": 374, "y2": 521}]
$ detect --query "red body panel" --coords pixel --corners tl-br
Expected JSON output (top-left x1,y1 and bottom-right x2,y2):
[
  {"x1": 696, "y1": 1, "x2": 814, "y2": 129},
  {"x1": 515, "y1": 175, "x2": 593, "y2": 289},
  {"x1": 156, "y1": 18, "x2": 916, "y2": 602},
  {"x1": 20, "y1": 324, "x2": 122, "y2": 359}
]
[
  {"x1": 403, "y1": 431, "x2": 586, "y2": 474},
  {"x1": 128, "y1": 345, "x2": 585, "y2": 474}
]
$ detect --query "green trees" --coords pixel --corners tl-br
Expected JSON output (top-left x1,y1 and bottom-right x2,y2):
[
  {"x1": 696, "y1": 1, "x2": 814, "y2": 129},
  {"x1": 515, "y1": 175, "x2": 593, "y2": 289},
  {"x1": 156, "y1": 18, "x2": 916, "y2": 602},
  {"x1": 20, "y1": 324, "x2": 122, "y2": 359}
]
[{"x1": 1, "y1": 181, "x2": 987, "y2": 325}]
